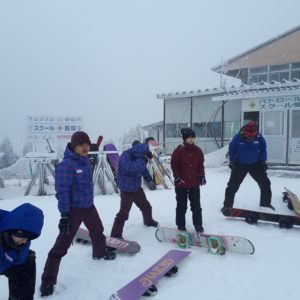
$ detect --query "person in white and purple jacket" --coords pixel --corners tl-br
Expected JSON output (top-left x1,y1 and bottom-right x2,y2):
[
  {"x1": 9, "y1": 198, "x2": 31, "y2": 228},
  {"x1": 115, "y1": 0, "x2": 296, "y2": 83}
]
[{"x1": 40, "y1": 131, "x2": 115, "y2": 297}]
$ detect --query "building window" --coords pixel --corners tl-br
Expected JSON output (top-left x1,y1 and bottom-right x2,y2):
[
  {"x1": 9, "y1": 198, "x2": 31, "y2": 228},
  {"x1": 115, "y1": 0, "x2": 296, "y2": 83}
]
[
  {"x1": 292, "y1": 62, "x2": 300, "y2": 69},
  {"x1": 269, "y1": 71, "x2": 289, "y2": 82},
  {"x1": 193, "y1": 122, "x2": 221, "y2": 138},
  {"x1": 249, "y1": 74, "x2": 267, "y2": 83},
  {"x1": 292, "y1": 70, "x2": 300, "y2": 80},
  {"x1": 165, "y1": 123, "x2": 188, "y2": 138},
  {"x1": 249, "y1": 66, "x2": 268, "y2": 74},
  {"x1": 269, "y1": 64, "x2": 289, "y2": 72}
]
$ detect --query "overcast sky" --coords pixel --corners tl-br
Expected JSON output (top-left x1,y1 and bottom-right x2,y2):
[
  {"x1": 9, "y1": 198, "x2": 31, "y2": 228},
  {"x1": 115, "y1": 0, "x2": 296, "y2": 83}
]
[{"x1": 1, "y1": 0, "x2": 300, "y2": 152}]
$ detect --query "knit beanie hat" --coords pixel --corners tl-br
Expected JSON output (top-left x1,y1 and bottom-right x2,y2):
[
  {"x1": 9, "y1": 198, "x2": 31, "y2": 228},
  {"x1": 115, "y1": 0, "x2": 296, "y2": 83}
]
[
  {"x1": 243, "y1": 121, "x2": 257, "y2": 138},
  {"x1": 181, "y1": 128, "x2": 196, "y2": 141},
  {"x1": 71, "y1": 131, "x2": 91, "y2": 149}
]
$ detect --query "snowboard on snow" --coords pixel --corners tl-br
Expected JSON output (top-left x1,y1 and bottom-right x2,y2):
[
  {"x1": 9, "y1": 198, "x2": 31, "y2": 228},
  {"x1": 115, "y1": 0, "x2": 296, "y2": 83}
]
[
  {"x1": 74, "y1": 227, "x2": 140, "y2": 254},
  {"x1": 155, "y1": 227, "x2": 255, "y2": 255},
  {"x1": 222, "y1": 207, "x2": 300, "y2": 229},
  {"x1": 109, "y1": 250, "x2": 190, "y2": 300},
  {"x1": 283, "y1": 187, "x2": 300, "y2": 215}
]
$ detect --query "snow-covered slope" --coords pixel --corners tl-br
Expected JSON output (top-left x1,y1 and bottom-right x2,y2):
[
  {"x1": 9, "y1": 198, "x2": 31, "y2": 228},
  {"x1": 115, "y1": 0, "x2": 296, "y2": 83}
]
[{"x1": 1, "y1": 167, "x2": 300, "y2": 300}]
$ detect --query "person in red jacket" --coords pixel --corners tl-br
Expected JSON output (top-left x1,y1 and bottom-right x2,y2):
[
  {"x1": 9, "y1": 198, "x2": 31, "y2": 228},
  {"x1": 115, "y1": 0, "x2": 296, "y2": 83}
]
[{"x1": 171, "y1": 128, "x2": 206, "y2": 233}]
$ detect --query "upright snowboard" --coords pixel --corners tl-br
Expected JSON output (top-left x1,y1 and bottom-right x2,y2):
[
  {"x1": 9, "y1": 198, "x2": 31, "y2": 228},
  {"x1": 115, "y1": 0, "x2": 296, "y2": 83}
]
[
  {"x1": 283, "y1": 187, "x2": 300, "y2": 214},
  {"x1": 222, "y1": 207, "x2": 300, "y2": 229},
  {"x1": 74, "y1": 228, "x2": 140, "y2": 254},
  {"x1": 109, "y1": 250, "x2": 190, "y2": 300},
  {"x1": 155, "y1": 227, "x2": 254, "y2": 255}
]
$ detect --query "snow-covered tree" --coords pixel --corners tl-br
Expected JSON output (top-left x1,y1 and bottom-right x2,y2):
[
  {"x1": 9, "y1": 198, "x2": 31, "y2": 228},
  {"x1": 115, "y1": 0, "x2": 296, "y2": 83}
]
[{"x1": 0, "y1": 136, "x2": 18, "y2": 169}]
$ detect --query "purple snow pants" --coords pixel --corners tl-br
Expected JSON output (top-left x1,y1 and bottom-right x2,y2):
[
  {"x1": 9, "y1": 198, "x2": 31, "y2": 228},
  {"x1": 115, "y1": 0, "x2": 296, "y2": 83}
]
[
  {"x1": 110, "y1": 188, "x2": 154, "y2": 238},
  {"x1": 41, "y1": 206, "x2": 106, "y2": 285}
]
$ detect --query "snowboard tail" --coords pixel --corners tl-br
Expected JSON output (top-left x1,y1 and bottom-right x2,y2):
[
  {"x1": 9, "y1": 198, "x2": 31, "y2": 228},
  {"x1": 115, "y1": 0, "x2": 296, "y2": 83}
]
[
  {"x1": 74, "y1": 228, "x2": 140, "y2": 254},
  {"x1": 109, "y1": 250, "x2": 190, "y2": 300},
  {"x1": 155, "y1": 227, "x2": 254, "y2": 255},
  {"x1": 283, "y1": 187, "x2": 300, "y2": 215}
]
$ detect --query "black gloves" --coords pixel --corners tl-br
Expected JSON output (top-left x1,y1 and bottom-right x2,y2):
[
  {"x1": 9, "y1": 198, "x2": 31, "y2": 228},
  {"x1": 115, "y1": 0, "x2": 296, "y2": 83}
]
[
  {"x1": 261, "y1": 162, "x2": 268, "y2": 171},
  {"x1": 229, "y1": 161, "x2": 236, "y2": 171},
  {"x1": 199, "y1": 176, "x2": 207, "y2": 186},
  {"x1": 147, "y1": 180, "x2": 157, "y2": 190},
  {"x1": 59, "y1": 214, "x2": 71, "y2": 235},
  {"x1": 145, "y1": 151, "x2": 153, "y2": 160}
]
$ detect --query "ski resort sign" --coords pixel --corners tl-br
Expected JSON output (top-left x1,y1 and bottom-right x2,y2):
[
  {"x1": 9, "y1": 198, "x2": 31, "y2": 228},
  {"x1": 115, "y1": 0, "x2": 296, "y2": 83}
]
[{"x1": 25, "y1": 116, "x2": 83, "y2": 143}]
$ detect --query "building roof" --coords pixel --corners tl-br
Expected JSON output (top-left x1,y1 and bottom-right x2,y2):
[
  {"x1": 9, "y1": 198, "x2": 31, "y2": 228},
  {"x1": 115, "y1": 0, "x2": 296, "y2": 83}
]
[
  {"x1": 156, "y1": 87, "x2": 224, "y2": 100},
  {"x1": 212, "y1": 79, "x2": 300, "y2": 101},
  {"x1": 212, "y1": 25, "x2": 300, "y2": 73}
]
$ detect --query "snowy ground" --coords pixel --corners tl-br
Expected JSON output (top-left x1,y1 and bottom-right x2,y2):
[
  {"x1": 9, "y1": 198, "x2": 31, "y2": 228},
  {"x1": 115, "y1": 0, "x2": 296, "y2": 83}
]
[{"x1": 1, "y1": 166, "x2": 300, "y2": 300}]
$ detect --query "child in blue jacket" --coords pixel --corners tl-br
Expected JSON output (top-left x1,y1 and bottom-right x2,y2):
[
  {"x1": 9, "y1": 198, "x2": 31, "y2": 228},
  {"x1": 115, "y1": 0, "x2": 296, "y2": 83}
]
[{"x1": 0, "y1": 203, "x2": 44, "y2": 300}]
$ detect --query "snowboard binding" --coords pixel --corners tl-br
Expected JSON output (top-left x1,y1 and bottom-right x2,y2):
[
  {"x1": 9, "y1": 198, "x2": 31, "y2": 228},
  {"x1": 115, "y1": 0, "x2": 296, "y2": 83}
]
[
  {"x1": 142, "y1": 284, "x2": 158, "y2": 296},
  {"x1": 164, "y1": 265, "x2": 178, "y2": 277},
  {"x1": 206, "y1": 236, "x2": 226, "y2": 255},
  {"x1": 245, "y1": 215, "x2": 258, "y2": 225},
  {"x1": 177, "y1": 232, "x2": 193, "y2": 248},
  {"x1": 282, "y1": 192, "x2": 294, "y2": 210}
]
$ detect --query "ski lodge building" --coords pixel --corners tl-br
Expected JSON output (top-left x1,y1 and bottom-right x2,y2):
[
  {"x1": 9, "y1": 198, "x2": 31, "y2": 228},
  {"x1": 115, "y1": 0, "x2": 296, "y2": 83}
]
[{"x1": 147, "y1": 25, "x2": 300, "y2": 165}]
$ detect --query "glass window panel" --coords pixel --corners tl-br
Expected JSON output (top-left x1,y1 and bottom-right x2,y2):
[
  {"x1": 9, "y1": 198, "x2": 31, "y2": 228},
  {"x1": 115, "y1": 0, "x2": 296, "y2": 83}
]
[
  {"x1": 193, "y1": 123, "x2": 207, "y2": 137},
  {"x1": 269, "y1": 64, "x2": 289, "y2": 72},
  {"x1": 292, "y1": 62, "x2": 300, "y2": 69},
  {"x1": 263, "y1": 111, "x2": 284, "y2": 135},
  {"x1": 292, "y1": 70, "x2": 300, "y2": 80},
  {"x1": 292, "y1": 110, "x2": 300, "y2": 138},
  {"x1": 249, "y1": 66, "x2": 268, "y2": 74},
  {"x1": 165, "y1": 123, "x2": 188, "y2": 137}
]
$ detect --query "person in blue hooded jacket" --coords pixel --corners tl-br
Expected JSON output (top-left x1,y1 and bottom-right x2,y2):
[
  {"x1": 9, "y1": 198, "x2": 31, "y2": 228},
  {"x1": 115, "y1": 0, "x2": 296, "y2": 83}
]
[
  {"x1": 110, "y1": 142, "x2": 158, "y2": 238},
  {"x1": 0, "y1": 203, "x2": 44, "y2": 300},
  {"x1": 222, "y1": 121, "x2": 274, "y2": 211}
]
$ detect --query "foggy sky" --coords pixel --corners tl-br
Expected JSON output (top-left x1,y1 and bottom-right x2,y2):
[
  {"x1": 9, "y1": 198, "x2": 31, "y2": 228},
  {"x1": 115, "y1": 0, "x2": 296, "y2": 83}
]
[{"x1": 1, "y1": 0, "x2": 300, "y2": 152}]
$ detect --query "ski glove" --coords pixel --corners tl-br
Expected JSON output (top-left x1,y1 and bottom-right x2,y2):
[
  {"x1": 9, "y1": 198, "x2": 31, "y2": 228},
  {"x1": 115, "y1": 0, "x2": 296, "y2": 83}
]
[
  {"x1": 145, "y1": 151, "x2": 153, "y2": 160},
  {"x1": 147, "y1": 180, "x2": 157, "y2": 190},
  {"x1": 174, "y1": 176, "x2": 185, "y2": 186},
  {"x1": 199, "y1": 176, "x2": 206, "y2": 186},
  {"x1": 59, "y1": 214, "x2": 71, "y2": 235},
  {"x1": 261, "y1": 161, "x2": 268, "y2": 171},
  {"x1": 229, "y1": 161, "x2": 236, "y2": 171}
]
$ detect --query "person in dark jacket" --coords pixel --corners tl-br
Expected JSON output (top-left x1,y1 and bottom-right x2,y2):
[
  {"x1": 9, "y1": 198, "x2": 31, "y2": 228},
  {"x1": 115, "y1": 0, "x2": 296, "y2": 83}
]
[
  {"x1": 40, "y1": 131, "x2": 115, "y2": 297},
  {"x1": 171, "y1": 128, "x2": 206, "y2": 233},
  {"x1": 110, "y1": 143, "x2": 158, "y2": 239},
  {"x1": 0, "y1": 203, "x2": 44, "y2": 300},
  {"x1": 222, "y1": 121, "x2": 274, "y2": 210}
]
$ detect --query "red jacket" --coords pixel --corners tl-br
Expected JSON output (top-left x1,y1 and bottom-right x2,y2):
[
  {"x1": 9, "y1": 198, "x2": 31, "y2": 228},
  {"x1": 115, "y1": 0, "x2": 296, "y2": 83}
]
[{"x1": 171, "y1": 143, "x2": 205, "y2": 188}]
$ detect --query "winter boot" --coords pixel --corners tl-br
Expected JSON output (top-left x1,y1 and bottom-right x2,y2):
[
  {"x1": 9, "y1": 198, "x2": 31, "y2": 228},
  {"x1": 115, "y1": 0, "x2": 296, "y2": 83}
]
[{"x1": 40, "y1": 283, "x2": 54, "y2": 297}]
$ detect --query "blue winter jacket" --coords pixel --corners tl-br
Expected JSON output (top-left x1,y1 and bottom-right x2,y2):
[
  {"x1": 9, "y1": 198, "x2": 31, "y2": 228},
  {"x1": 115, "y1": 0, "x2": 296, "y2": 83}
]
[
  {"x1": 55, "y1": 144, "x2": 94, "y2": 214},
  {"x1": 117, "y1": 143, "x2": 152, "y2": 192},
  {"x1": 0, "y1": 203, "x2": 44, "y2": 273},
  {"x1": 229, "y1": 133, "x2": 267, "y2": 164}
]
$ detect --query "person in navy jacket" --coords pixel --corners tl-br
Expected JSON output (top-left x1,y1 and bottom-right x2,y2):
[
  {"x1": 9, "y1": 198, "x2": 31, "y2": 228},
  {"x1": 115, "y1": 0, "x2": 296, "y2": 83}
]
[
  {"x1": 110, "y1": 142, "x2": 158, "y2": 239},
  {"x1": 0, "y1": 203, "x2": 44, "y2": 300},
  {"x1": 171, "y1": 128, "x2": 206, "y2": 233},
  {"x1": 222, "y1": 121, "x2": 274, "y2": 210},
  {"x1": 40, "y1": 131, "x2": 115, "y2": 297}
]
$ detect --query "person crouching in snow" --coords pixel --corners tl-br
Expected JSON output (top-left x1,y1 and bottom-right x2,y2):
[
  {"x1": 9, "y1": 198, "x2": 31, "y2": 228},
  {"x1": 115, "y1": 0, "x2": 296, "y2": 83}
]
[
  {"x1": 40, "y1": 131, "x2": 115, "y2": 297},
  {"x1": 0, "y1": 203, "x2": 44, "y2": 300},
  {"x1": 110, "y1": 142, "x2": 158, "y2": 239}
]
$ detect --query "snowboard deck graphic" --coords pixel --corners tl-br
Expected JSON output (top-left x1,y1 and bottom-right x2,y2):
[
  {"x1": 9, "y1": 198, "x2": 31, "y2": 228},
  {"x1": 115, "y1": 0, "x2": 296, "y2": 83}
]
[
  {"x1": 284, "y1": 187, "x2": 300, "y2": 215},
  {"x1": 109, "y1": 250, "x2": 190, "y2": 300},
  {"x1": 155, "y1": 227, "x2": 254, "y2": 255},
  {"x1": 74, "y1": 227, "x2": 140, "y2": 254},
  {"x1": 222, "y1": 207, "x2": 300, "y2": 229}
]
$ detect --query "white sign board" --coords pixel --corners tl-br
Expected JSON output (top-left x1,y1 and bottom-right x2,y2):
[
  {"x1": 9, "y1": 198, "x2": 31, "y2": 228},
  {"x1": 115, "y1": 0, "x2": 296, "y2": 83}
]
[{"x1": 25, "y1": 116, "x2": 83, "y2": 143}]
